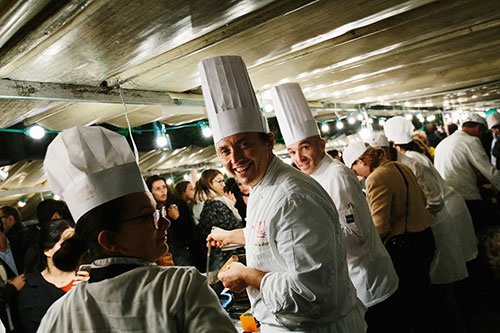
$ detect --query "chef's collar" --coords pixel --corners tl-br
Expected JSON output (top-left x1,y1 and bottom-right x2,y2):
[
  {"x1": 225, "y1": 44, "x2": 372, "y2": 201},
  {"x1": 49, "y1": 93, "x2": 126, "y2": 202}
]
[
  {"x1": 250, "y1": 155, "x2": 280, "y2": 191},
  {"x1": 311, "y1": 154, "x2": 334, "y2": 177}
]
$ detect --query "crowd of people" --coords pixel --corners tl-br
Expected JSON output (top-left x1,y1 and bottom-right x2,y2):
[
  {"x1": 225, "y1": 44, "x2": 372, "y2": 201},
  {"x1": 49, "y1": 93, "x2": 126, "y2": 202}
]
[{"x1": 0, "y1": 55, "x2": 498, "y2": 332}]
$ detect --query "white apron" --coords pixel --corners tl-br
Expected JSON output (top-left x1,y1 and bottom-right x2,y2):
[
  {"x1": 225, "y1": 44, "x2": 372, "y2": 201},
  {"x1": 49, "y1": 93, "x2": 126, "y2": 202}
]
[{"x1": 406, "y1": 151, "x2": 478, "y2": 262}]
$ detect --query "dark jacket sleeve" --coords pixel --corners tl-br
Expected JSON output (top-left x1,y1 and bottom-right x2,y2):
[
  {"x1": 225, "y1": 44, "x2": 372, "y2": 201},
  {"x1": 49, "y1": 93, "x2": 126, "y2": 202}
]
[{"x1": 0, "y1": 281, "x2": 17, "y2": 305}]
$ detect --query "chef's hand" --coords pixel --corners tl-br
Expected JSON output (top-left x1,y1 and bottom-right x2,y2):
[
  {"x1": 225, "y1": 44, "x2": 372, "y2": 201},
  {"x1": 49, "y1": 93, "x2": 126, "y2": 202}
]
[
  {"x1": 206, "y1": 227, "x2": 229, "y2": 248},
  {"x1": 167, "y1": 204, "x2": 180, "y2": 220},
  {"x1": 218, "y1": 262, "x2": 249, "y2": 293},
  {"x1": 218, "y1": 262, "x2": 266, "y2": 293},
  {"x1": 73, "y1": 270, "x2": 90, "y2": 285}
]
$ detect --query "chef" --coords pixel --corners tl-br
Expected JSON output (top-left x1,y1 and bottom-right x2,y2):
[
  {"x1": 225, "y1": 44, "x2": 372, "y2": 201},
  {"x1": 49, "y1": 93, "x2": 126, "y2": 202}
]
[
  {"x1": 271, "y1": 83, "x2": 398, "y2": 330},
  {"x1": 201, "y1": 56, "x2": 366, "y2": 332},
  {"x1": 39, "y1": 126, "x2": 236, "y2": 332},
  {"x1": 384, "y1": 117, "x2": 469, "y2": 285},
  {"x1": 434, "y1": 114, "x2": 500, "y2": 230}
]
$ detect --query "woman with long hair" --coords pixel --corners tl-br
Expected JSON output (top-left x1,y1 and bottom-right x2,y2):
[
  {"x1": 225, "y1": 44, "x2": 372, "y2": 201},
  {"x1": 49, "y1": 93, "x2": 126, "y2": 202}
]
[
  {"x1": 344, "y1": 143, "x2": 436, "y2": 332},
  {"x1": 38, "y1": 126, "x2": 235, "y2": 332},
  {"x1": 146, "y1": 175, "x2": 203, "y2": 270},
  {"x1": 18, "y1": 219, "x2": 88, "y2": 332},
  {"x1": 174, "y1": 181, "x2": 196, "y2": 208},
  {"x1": 192, "y1": 169, "x2": 243, "y2": 272}
]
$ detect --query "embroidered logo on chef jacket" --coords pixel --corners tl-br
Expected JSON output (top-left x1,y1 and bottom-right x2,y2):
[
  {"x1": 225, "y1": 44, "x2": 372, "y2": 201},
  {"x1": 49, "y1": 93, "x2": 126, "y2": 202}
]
[
  {"x1": 256, "y1": 220, "x2": 266, "y2": 239},
  {"x1": 345, "y1": 203, "x2": 355, "y2": 224}
]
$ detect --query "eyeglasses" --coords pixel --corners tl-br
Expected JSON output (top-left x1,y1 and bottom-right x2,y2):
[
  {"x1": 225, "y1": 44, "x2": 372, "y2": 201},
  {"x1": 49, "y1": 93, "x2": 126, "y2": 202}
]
[
  {"x1": 212, "y1": 179, "x2": 225, "y2": 184},
  {"x1": 120, "y1": 206, "x2": 168, "y2": 230}
]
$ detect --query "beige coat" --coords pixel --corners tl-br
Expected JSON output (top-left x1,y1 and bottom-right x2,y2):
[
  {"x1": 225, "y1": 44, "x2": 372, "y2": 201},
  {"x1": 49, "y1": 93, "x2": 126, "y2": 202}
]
[{"x1": 366, "y1": 160, "x2": 432, "y2": 241}]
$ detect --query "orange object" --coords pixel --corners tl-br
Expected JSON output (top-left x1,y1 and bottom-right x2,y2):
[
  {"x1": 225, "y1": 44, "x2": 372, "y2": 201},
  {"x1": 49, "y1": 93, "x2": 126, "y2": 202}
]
[{"x1": 240, "y1": 309, "x2": 258, "y2": 332}]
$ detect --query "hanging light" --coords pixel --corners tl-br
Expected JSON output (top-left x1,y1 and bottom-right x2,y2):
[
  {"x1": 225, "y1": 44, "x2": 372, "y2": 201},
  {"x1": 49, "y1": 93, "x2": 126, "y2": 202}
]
[
  {"x1": 379, "y1": 118, "x2": 386, "y2": 126},
  {"x1": 357, "y1": 114, "x2": 364, "y2": 121},
  {"x1": 183, "y1": 174, "x2": 189, "y2": 181},
  {"x1": 201, "y1": 124, "x2": 212, "y2": 137},
  {"x1": 426, "y1": 114, "x2": 436, "y2": 122},
  {"x1": 405, "y1": 114, "x2": 413, "y2": 121},
  {"x1": 368, "y1": 118, "x2": 374, "y2": 124},
  {"x1": 166, "y1": 178, "x2": 174, "y2": 185},
  {"x1": 348, "y1": 116, "x2": 356, "y2": 125},
  {"x1": 53, "y1": 194, "x2": 61, "y2": 201},
  {"x1": 26, "y1": 125, "x2": 46, "y2": 139},
  {"x1": 17, "y1": 199, "x2": 26, "y2": 208},
  {"x1": 264, "y1": 104, "x2": 274, "y2": 113},
  {"x1": 321, "y1": 122, "x2": 329, "y2": 133},
  {"x1": 156, "y1": 135, "x2": 168, "y2": 148},
  {"x1": 336, "y1": 120, "x2": 344, "y2": 130}
]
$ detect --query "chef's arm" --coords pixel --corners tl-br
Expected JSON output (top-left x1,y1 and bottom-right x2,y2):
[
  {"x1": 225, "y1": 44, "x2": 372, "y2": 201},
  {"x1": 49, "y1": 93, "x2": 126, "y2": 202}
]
[
  {"x1": 409, "y1": 161, "x2": 444, "y2": 213},
  {"x1": 468, "y1": 139, "x2": 500, "y2": 190},
  {"x1": 207, "y1": 228, "x2": 245, "y2": 247}
]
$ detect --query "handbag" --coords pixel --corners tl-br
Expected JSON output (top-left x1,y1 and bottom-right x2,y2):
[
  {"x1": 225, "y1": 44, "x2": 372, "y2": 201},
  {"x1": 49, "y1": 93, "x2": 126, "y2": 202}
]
[{"x1": 385, "y1": 163, "x2": 412, "y2": 255}]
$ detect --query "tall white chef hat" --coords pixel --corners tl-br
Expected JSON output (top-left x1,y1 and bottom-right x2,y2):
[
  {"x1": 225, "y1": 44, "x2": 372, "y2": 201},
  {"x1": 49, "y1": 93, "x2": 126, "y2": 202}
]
[
  {"x1": 43, "y1": 126, "x2": 148, "y2": 222},
  {"x1": 384, "y1": 116, "x2": 415, "y2": 144},
  {"x1": 343, "y1": 141, "x2": 370, "y2": 168},
  {"x1": 487, "y1": 112, "x2": 500, "y2": 129},
  {"x1": 368, "y1": 132, "x2": 389, "y2": 147},
  {"x1": 271, "y1": 83, "x2": 319, "y2": 145},
  {"x1": 198, "y1": 55, "x2": 269, "y2": 144}
]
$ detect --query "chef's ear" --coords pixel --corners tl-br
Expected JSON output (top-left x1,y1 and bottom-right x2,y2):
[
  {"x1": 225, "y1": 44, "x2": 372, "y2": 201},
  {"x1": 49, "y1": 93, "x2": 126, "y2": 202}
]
[
  {"x1": 97, "y1": 230, "x2": 117, "y2": 252},
  {"x1": 320, "y1": 138, "x2": 326, "y2": 151}
]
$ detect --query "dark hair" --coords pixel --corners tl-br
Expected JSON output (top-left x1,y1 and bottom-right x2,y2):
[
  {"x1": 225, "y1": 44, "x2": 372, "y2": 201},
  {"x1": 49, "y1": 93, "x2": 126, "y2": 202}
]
[
  {"x1": 395, "y1": 141, "x2": 426, "y2": 155},
  {"x1": 174, "y1": 181, "x2": 190, "y2": 200},
  {"x1": 37, "y1": 199, "x2": 72, "y2": 225},
  {"x1": 53, "y1": 196, "x2": 126, "y2": 272},
  {"x1": 25, "y1": 219, "x2": 73, "y2": 273},
  {"x1": 145, "y1": 175, "x2": 173, "y2": 206},
  {"x1": 462, "y1": 121, "x2": 484, "y2": 128},
  {"x1": 224, "y1": 178, "x2": 240, "y2": 195},
  {"x1": 0, "y1": 206, "x2": 21, "y2": 223},
  {"x1": 447, "y1": 123, "x2": 458, "y2": 135},
  {"x1": 359, "y1": 147, "x2": 386, "y2": 171},
  {"x1": 194, "y1": 169, "x2": 222, "y2": 203}
]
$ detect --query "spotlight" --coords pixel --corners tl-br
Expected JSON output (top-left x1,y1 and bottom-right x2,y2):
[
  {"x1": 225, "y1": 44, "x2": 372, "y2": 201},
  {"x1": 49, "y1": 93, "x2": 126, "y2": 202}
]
[
  {"x1": 18, "y1": 200, "x2": 26, "y2": 208},
  {"x1": 379, "y1": 118, "x2": 386, "y2": 126},
  {"x1": 357, "y1": 114, "x2": 364, "y2": 121},
  {"x1": 183, "y1": 174, "x2": 189, "y2": 181},
  {"x1": 321, "y1": 123, "x2": 330, "y2": 133},
  {"x1": 53, "y1": 194, "x2": 61, "y2": 201},
  {"x1": 264, "y1": 104, "x2": 274, "y2": 113},
  {"x1": 156, "y1": 135, "x2": 168, "y2": 148},
  {"x1": 27, "y1": 125, "x2": 46, "y2": 139},
  {"x1": 336, "y1": 121, "x2": 344, "y2": 130},
  {"x1": 202, "y1": 125, "x2": 212, "y2": 138},
  {"x1": 368, "y1": 118, "x2": 374, "y2": 124},
  {"x1": 426, "y1": 114, "x2": 436, "y2": 122},
  {"x1": 166, "y1": 178, "x2": 173, "y2": 185},
  {"x1": 348, "y1": 117, "x2": 356, "y2": 125}
]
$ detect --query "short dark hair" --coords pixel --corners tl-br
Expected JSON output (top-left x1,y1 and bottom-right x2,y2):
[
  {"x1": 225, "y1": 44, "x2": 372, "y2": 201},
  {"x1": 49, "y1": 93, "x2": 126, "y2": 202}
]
[
  {"x1": 145, "y1": 175, "x2": 166, "y2": 192},
  {"x1": 0, "y1": 206, "x2": 21, "y2": 223},
  {"x1": 462, "y1": 121, "x2": 484, "y2": 128}
]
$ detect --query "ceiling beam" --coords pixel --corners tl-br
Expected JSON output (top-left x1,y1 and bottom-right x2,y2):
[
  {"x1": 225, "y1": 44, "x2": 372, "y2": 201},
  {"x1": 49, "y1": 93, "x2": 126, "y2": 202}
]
[
  {"x1": 0, "y1": 79, "x2": 208, "y2": 106},
  {"x1": 0, "y1": 185, "x2": 50, "y2": 198}
]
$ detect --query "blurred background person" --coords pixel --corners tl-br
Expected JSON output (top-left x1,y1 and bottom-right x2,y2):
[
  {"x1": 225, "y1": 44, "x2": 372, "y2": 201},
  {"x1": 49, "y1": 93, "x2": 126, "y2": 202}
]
[
  {"x1": 36, "y1": 199, "x2": 72, "y2": 226},
  {"x1": 224, "y1": 178, "x2": 248, "y2": 223},
  {"x1": 19, "y1": 219, "x2": 88, "y2": 333},
  {"x1": 174, "y1": 180, "x2": 196, "y2": 208},
  {"x1": 146, "y1": 175, "x2": 202, "y2": 269},
  {"x1": 192, "y1": 169, "x2": 243, "y2": 272},
  {"x1": 487, "y1": 113, "x2": 500, "y2": 170}
]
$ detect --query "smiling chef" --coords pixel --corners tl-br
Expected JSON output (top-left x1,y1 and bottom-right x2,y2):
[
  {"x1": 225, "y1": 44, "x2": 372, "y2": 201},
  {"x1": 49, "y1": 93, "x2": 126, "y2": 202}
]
[{"x1": 201, "y1": 55, "x2": 366, "y2": 332}]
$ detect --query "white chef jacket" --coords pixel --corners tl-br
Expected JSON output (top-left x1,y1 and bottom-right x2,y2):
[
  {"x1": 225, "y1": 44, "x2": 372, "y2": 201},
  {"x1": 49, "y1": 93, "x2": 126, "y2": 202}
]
[
  {"x1": 435, "y1": 130, "x2": 500, "y2": 200},
  {"x1": 405, "y1": 151, "x2": 478, "y2": 262},
  {"x1": 245, "y1": 156, "x2": 366, "y2": 332},
  {"x1": 311, "y1": 155, "x2": 398, "y2": 307},
  {"x1": 400, "y1": 151, "x2": 468, "y2": 284},
  {"x1": 38, "y1": 257, "x2": 236, "y2": 333}
]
